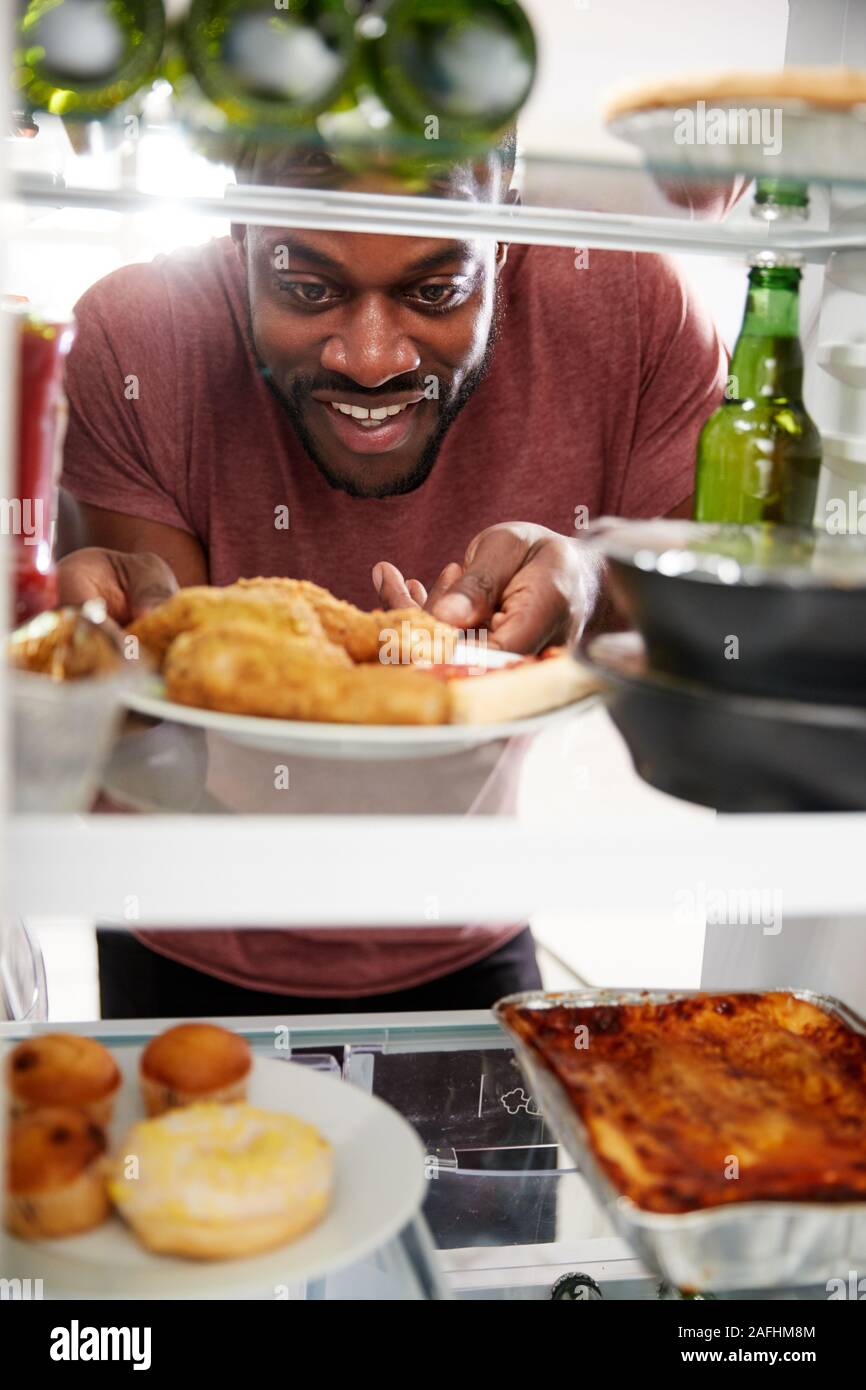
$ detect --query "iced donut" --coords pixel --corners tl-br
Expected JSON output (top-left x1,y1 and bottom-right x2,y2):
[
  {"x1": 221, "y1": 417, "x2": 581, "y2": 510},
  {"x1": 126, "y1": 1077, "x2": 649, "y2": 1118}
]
[{"x1": 109, "y1": 1102, "x2": 333, "y2": 1259}]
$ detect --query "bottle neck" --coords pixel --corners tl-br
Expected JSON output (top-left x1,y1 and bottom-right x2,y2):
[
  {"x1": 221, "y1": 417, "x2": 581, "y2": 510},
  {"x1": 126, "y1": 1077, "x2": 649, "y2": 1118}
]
[{"x1": 729, "y1": 267, "x2": 804, "y2": 400}]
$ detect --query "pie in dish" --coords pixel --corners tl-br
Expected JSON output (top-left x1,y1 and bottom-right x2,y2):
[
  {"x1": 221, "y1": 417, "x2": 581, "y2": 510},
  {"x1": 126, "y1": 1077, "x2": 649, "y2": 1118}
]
[
  {"x1": 500, "y1": 991, "x2": 866, "y2": 1214},
  {"x1": 128, "y1": 577, "x2": 597, "y2": 725},
  {"x1": 605, "y1": 66, "x2": 866, "y2": 121}
]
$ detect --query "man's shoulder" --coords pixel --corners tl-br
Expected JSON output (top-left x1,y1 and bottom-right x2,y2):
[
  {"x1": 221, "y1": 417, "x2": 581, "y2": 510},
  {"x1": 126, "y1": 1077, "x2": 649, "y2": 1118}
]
[
  {"x1": 504, "y1": 244, "x2": 695, "y2": 353},
  {"x1": 510, "y1": 243, "x2": 680, "y2": 297},
  {"x1": 73, "y1": 237, "x2": 242, "y2": 335}
]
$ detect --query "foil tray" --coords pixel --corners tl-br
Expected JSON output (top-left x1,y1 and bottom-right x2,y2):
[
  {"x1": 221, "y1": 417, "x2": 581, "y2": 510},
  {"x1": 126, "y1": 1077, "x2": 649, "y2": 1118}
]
[{"x1": 494, "y1": 987, "x2": 866, "y2": 1292}]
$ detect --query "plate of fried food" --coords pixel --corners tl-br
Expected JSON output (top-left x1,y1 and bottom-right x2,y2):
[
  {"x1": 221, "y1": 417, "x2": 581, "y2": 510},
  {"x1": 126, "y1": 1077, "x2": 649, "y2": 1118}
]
[
  {"x1": 123, "y1": 577, "x2": 600, "y2": 759},
  {"x1": 3, "y1": 1023, "x2": 426, "y2": 1297}
]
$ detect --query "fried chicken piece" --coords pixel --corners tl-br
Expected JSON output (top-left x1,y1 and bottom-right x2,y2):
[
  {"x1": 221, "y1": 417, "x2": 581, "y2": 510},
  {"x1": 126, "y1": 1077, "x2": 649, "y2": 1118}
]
[
  {"x1": 235, "y1": 577, "x2": 459, "y2": 664},
  {"x1": 164, "y1": 623, "x2": 449, "y2": 725},
  {"x1": 127, "y1": 585, "x2": 339, "y2": 668}
]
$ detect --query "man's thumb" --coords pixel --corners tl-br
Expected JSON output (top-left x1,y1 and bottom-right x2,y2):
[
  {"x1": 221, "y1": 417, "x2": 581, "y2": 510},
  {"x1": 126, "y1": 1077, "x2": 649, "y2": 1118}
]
[{"x1": 122, "y1": 552, "x2": 178, "y2": 617}]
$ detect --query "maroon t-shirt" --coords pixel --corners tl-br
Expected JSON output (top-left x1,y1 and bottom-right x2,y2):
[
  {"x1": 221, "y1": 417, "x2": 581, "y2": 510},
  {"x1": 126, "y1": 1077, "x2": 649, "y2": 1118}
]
[{"x1": 62, "y1": 237, "x2": 726, "y2": 996}]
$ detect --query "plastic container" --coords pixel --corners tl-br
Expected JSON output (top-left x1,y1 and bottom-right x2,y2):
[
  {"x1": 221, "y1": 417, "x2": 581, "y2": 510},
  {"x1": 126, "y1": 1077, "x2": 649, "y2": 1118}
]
[{"x1": 11, "y1": 667, "x2": 135, "y2": 812}]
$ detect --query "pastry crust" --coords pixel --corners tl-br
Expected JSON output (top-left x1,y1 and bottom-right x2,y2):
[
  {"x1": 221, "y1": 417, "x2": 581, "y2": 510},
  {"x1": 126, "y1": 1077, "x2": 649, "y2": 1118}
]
[
  {"x1": 605, "y1": 66, "x2": 866, "y2": 121},
  {"x1": 8, "y1": 1033, "x2": 121, "y2": 1124}
]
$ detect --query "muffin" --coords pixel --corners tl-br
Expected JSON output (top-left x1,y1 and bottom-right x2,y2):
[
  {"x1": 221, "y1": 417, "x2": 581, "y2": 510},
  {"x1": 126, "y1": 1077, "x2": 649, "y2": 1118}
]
[
  {"x1": 5, "y1": 1106, "x2": 110, "y2": 1239},
  {"x1": 139, "y1": 1023, "x2": 252, "y2": 1116},
  {"x1": 8, "y1": 1033, "x2": 121, "y2": 1125},
  {"x1": 109, "y1": 1102, "x2": 333, "y2": 1259}
]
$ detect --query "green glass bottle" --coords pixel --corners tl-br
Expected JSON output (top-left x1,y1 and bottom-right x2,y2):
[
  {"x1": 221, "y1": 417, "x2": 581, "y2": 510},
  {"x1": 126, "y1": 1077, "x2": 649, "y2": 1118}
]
[
  {"x1": 694, "y1": 254, "x2": 822, "y2": 526},
  {"x1": 182, "y1": 0, "x2": 358, "y2": 132},
  {"x1": 13, "y1": 0, "x2": 166, "y2": 118},
  {"x1": 752, "y1": 177, "x2": 809, "y2": 221},
  {"x1": 364, "y1": 0, "x2": 537, "y2": 144}
]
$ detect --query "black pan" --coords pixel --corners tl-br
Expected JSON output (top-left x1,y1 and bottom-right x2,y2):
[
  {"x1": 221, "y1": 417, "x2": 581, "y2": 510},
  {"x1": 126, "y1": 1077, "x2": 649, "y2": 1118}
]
[
  {"x1": 583, "y1": 519, "x2": 866, "y2": 705},
  {"x1": 578, "y1": 632, "x2": 866, "y2": 813}
]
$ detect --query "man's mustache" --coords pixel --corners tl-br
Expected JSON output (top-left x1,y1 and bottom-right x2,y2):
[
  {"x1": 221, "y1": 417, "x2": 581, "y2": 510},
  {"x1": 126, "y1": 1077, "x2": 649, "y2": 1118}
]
[{"x1": 289, "y1": 371, "x2": 433, "y2": 398}]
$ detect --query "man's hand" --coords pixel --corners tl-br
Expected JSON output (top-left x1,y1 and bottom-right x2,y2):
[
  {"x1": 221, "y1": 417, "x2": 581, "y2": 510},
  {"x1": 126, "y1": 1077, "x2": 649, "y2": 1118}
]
[
  {"x1": 57, "y1": 547, "x2": 178, "y2": 624},
  {"x1": 373, "y1": 523, "x2": 601, "y2": 654}
]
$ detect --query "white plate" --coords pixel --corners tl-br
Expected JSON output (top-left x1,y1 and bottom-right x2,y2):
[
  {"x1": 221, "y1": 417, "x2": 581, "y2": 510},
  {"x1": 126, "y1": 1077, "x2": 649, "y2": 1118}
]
[
  {"x1": 3, "y1": 1048, "x2": 426, "y2": 1298},
  {"x1": 123, "y1": 644, "x2": 597, "y2": 760}
]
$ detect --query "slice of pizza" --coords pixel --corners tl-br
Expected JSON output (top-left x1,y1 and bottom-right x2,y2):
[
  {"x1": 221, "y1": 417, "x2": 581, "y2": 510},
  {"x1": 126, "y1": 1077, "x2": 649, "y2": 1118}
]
[{"x1": 430, "y1": 647, "x2": 601, "y2": 725}]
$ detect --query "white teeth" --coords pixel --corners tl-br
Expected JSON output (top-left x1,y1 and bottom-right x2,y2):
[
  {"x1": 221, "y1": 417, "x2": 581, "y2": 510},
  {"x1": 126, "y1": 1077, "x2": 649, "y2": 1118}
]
[{"x1": 328, "y1": 400, "x2": 411, "y2": 422}]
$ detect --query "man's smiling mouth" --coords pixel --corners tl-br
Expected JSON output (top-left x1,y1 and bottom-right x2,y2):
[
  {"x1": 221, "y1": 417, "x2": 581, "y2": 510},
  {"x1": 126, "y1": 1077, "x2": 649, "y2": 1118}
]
[
  {"x1": 313, "y1": 395, "x2": 426, "y2": 455},
  {"x1": 328, "y1": 400, "x2": 411, "y2": 427}
]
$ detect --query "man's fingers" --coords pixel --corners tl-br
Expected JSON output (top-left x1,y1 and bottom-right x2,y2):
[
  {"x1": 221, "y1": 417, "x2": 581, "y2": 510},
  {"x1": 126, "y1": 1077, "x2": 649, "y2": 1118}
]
[
  {"x1": 372, "y1": 561, "x2": 421, "y2": 611},
  {"x1": 428, "y1": 530, "x2": 530, "y2": 627},
  {"x1": 424, "y1": 561, "x2": 463, "y2": 610},
  {"x1": 484, "y1": 594, "x2": 562, "y2": 654},
  {"x1": 487, "y1": 549, "x2": 584, "y2": 654},
  {"x1": 119, "y1": 552, "x2": 179, "y2": 619},
  {"x1": 56, "y1": 552, "x2": 124, "y2": 618},
  {"x1": 406, "y1": 578, "x2": 427, "y2": 605}
]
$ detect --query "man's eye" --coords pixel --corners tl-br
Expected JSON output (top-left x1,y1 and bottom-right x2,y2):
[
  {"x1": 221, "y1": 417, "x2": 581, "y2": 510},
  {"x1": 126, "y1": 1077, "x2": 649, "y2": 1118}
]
[
  {"x1": 414, "y1": 284, "x2": 458, "y2": 307},
  {"x1": 279, "y1": 282, "x2": 335, "y2": 305}
]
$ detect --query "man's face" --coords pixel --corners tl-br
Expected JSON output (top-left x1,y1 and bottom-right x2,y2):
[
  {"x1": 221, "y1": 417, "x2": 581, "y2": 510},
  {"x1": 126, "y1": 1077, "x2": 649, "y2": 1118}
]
[{"x1": 240, "y1": 201, "x2": 506, "y2": 497}]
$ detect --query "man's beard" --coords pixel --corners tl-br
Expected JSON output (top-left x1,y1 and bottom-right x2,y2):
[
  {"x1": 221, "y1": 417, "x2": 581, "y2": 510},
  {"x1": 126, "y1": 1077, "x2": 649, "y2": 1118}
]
[{"x1": 252, "y1": 286, "x2": 504, "y2": 499}]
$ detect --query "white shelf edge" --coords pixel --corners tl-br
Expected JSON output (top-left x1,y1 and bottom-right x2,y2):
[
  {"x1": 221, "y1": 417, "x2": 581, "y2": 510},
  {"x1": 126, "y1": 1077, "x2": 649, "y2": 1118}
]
[
  {"x1": 13, "y1": 813, "x2": 866, "y2": 925},
  {"x1": 9, "y1": 175, "x2": 857, "y2": 260}
]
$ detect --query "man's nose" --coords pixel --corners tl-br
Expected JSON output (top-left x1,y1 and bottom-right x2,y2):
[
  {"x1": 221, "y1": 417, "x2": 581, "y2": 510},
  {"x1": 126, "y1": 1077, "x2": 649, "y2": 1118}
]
[{"x1": 320, "y1": 293, "x2": 420, "y2": 387}]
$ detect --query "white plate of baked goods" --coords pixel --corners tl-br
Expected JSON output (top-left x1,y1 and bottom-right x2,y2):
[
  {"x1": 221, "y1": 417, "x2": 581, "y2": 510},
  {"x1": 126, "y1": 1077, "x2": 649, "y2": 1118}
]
[
  {"x1": 4, "y1": 1026, "x2": 426, "y2": 1298},
  {"x1": 119, "y1": 578, "x2": 600, "y2": 760}
]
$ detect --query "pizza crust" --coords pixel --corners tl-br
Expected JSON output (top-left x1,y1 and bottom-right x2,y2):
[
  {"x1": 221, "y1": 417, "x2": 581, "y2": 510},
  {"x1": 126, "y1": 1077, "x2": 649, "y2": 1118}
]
[{"x1": 446, "y1": 649, "x2": 600, "y2": 725}]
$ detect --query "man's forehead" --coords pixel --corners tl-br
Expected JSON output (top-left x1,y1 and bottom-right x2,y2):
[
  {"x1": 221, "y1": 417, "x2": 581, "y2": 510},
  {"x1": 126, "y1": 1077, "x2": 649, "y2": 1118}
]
[
  {"x1": 238, "y1": 144, "x2": 505, "y2": 199},
  {"x1": 255, "y1": 231, "x2": 487, "y2": 275}
]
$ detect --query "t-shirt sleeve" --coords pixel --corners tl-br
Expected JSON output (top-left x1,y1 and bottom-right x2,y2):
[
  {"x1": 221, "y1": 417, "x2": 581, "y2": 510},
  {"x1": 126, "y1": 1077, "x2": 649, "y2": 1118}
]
[
  {"x1": 614, "y1": 253, "x2": 728, "y2": 518},
  {"x1": 61, "y1": 265, "x2": 194, "y2": 534}
]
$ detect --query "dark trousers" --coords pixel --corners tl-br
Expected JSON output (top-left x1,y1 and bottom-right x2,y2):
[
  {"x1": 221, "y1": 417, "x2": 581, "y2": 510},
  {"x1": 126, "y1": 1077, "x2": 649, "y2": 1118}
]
[{"x1": 97, "y1": 927, "x2": 542, "y2": 1020}]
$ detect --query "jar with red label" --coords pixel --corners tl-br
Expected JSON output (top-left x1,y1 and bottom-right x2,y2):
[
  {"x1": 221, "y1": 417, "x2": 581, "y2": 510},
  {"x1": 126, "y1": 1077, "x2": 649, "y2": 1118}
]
[{"x1": 4, "y1": 303, "x2": 75, "y2": 624}]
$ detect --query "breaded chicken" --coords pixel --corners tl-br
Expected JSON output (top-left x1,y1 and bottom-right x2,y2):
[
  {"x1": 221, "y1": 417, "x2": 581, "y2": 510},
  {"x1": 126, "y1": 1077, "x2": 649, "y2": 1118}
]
[
  {"x1": 164, "y1": 623, "x2": 449, "y2": 725},
  {"x1": 127, "y1": 584, "x2": 341, "y2": 668},
  {"x1": 234, "y1": 577, "x2": 459, "y2": 664}
]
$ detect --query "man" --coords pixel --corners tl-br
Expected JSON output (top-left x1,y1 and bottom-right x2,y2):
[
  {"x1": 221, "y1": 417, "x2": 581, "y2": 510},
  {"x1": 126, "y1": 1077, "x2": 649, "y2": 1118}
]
[{"x1": 57, "y1": 136, "x2": 728, "y2": 1016}]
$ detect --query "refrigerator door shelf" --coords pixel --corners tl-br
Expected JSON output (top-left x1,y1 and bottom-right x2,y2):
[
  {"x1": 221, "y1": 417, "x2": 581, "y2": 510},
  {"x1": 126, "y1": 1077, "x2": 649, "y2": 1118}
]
[
  {"x1": 817, "y1": 431, "x2": 866, "y2": 533},
  {"x1": 818, "y1": 342, "x2": 866, "y2": 388}
]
